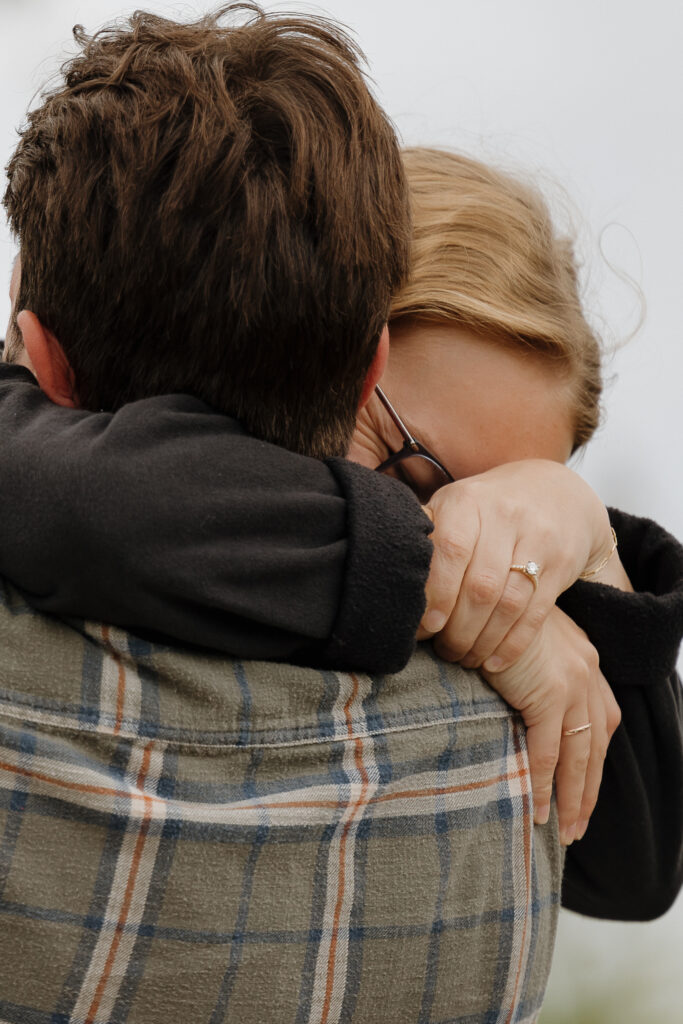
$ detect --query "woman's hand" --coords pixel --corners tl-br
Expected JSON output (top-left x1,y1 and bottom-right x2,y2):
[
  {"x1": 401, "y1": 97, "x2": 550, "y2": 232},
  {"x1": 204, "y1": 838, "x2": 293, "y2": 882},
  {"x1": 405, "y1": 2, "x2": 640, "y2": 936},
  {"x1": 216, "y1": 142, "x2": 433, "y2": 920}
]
[
  {"x1": 418, "y1": 459, "x2": 623, "y2": 669},
  {"x1": 481, "y1": 607, "x2": 621, "y2": 842}
]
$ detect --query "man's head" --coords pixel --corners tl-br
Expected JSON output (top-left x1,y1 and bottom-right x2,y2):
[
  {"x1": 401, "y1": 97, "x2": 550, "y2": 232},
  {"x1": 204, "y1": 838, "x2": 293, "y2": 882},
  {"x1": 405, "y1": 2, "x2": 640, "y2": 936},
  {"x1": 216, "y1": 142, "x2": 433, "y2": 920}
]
[{"x1": 3, "y1": 4, "x2": 409, "y2": 457}]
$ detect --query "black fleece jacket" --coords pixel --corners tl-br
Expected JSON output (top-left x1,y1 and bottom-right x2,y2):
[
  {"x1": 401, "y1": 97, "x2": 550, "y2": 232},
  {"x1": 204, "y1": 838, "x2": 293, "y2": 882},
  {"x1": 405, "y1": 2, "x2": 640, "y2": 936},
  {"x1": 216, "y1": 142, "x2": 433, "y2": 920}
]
[
  {"x1": 0, "y1": 362, "x2": 681, "y2": 922},
  {"x1": 0, "y1": 366, "x2": 432, "y2": 673}
]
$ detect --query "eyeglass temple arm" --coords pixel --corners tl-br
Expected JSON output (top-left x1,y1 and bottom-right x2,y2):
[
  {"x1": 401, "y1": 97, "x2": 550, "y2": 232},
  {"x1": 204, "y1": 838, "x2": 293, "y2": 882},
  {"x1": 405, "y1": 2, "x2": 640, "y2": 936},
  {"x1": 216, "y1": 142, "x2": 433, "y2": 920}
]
[{"x1": 374, "y1": 384, "x2": 420, "y2": 450}]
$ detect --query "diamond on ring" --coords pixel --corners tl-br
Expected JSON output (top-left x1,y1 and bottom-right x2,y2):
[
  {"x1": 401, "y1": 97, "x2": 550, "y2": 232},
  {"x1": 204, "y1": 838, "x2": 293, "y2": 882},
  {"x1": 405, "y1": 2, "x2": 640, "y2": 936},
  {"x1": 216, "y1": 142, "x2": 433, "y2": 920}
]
[{"x1": 509, "y1": 560, "x2": 541, "y2": 590}]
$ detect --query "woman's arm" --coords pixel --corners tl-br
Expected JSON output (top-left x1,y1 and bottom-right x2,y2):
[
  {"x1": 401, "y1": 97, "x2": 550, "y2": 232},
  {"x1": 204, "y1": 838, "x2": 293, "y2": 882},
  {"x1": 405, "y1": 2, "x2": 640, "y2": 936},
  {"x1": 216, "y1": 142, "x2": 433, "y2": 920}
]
[
  {"x1": 562, "y1": 671, "x2": 683, "y2": 920},
  {"x1": 558, "y1": 509, "x2": 683, "y2": 919},
  {"x1": 0, "y1": 363, "x2": 433, "y2": 674}
]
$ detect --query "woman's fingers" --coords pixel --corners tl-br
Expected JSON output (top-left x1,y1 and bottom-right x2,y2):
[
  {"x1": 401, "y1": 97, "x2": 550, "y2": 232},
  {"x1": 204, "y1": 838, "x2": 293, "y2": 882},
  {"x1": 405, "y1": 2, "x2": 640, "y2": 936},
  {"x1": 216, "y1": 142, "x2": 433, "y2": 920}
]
[
  {"x1": 460, "y1": 569, "x2": 547, "y2": 669},
  {"x1": 419, "y1": 462, "x2": 615, "y2": 666},
  {"x1": 471, "y1": 526, "x2": 579, "y2": 670},
  {"x1": 423, "y1": 489, "x2": 544, "y2": 663},
  {"x1": 479, "y1": 616, "x2": 576, "y2": 827},
  {"x1": 418, "y1": 494, "x2": 478, "y2": 640},
  {"x1": 575, "y1": 675, "x2": 621, "y2": 839},
  {"x1": 569, "y1": 697, "x2": 607, "y2": 844},
  {"x1": 546, "y1": 632, "x2": 616, "y2": 845},
  {"x1": 433, "y1": 521, "x2": 519, "y2": 661},
  {"x1": 522, "y1": 702, "x2": 565, "y2": 826},
  {"x1": 477, "y1": 535, "x2": 574, "y2": 671},
  {"x1": 481, "y1": 607, "x2": 618, "y2": 844},
  {"x1": 554, "y1": 708, "x2": 593, "y2": 845}
]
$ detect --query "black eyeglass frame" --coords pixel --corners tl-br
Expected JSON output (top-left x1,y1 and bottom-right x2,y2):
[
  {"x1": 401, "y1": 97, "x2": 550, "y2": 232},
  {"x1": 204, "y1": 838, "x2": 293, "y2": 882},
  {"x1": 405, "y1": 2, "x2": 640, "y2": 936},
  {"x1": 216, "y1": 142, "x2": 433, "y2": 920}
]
[{"x1": 374, "y1": 384, "x2": 454, "y2": 486}]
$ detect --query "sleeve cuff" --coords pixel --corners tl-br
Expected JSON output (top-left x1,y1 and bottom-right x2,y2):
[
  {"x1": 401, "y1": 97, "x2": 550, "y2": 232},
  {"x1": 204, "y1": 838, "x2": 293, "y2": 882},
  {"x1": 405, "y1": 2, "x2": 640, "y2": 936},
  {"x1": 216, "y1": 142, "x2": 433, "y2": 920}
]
[
  {"x1": 557, "y1": 508, "x2": 683, "y2": 687},
  {"x1": 316, "y1": 459, "x2": 433, "y2": 674}
]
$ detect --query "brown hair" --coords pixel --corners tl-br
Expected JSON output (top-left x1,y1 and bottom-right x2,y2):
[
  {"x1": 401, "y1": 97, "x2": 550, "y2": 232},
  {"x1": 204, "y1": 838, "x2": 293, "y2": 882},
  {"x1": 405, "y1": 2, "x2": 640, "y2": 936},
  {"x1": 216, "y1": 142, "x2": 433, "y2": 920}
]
[
  {"x1": 390, "y1": 148, "x2": 602, "y2": 448},
  {"x1": 4, "y1": 4, "x2": 409, "y2": 457}
]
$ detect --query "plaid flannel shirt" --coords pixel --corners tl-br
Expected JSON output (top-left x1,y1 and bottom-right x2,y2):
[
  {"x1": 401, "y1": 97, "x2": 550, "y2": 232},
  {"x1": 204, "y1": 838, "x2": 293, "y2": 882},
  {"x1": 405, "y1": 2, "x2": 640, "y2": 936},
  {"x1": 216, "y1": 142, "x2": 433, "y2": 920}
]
[{"x1": 0, "y1": 578, "x2": 561, "y2": 1024}]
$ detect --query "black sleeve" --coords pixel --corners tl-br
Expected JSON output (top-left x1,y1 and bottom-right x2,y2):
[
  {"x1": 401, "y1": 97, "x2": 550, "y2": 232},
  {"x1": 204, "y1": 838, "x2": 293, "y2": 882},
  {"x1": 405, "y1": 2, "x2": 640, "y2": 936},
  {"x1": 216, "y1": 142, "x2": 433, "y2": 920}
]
[
  {"x1": 0, "y1": 364, "x2": 432, "y2": 674},
  {"x1": 558, "y1": 508, "x2": 683, "y2": 920}
]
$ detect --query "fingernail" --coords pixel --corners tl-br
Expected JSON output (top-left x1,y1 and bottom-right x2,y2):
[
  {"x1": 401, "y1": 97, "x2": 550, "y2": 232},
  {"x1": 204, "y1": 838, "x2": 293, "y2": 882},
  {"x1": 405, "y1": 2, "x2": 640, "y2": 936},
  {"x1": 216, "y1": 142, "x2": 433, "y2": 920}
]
[
  {"x1": 575, "y1": 819, "x2": 589, "y2": 841},
  {"x1": 483, "y1": 655, "x2": 504, "y2": 672},
  {"x1": 534, "y1": 802, "x2": 550, "y2": 826},
  {"x1": 421, "y1": 610, "x2": 447, "y2": 634},
  {"x1": 561, "y1": 823, "x2": 577, "y2": 846}
]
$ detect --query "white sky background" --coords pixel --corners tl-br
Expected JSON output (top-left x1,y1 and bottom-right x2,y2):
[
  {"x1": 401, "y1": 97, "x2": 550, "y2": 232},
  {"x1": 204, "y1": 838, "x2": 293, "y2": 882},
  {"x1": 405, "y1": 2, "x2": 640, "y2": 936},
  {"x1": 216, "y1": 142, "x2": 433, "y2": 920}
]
[{"x1": 1, "y1": 1, "x2": 682, "y2": 1018}]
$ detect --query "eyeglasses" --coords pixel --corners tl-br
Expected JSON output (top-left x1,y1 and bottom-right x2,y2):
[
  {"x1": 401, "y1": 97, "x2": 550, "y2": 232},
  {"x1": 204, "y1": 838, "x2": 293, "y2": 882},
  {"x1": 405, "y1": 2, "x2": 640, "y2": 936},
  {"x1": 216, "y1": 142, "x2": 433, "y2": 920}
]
[{"x1": 374, "y1": 385, "x2": 454, "y2": 502}]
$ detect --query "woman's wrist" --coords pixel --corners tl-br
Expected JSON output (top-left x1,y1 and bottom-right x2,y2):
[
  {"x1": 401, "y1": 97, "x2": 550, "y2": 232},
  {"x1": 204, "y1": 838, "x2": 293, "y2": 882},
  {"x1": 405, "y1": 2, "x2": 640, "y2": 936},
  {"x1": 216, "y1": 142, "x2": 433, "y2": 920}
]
[
  {"x1": 583, "y1": 515, "x2": 634, "y2": 592},
  {"x1": 583, "y1": 503, "x2": 617, "y2": 574},
  {"x1": 583, "y1": 552, "x2": 634, "y2": 592},
  {"x1": 581, "y1": 527, "x2": 618, "y2": 579}
]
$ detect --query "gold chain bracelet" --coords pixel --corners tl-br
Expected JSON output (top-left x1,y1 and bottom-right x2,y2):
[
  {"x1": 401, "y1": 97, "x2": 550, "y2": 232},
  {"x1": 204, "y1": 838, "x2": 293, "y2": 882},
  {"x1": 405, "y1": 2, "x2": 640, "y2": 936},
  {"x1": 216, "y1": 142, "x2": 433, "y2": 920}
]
[{"x1": 579, "y1": 527, "x2": 618, "y2": 580}]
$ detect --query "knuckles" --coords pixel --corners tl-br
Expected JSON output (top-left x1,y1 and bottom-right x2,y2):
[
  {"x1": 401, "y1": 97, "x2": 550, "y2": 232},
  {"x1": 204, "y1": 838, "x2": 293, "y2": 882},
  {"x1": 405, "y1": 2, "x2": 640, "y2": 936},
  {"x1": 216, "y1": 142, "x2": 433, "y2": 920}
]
[
  {"x1": 562, "y1": 745, "x2": 591, "y2": 775},
  {"x1": 497, "y1": 584, "x2": 529, "y2": 618},
  {"x1": 606, "y1": 701, "x2": 622, "y2": 735},
  {"x1": 583, "y1": 644, "x2": 601, "y2": 673},
  {"x1": 533, "y1": 750, "x2": 562, "y2": 775},
  {"x1": 435, "y1": 533, "x2": 473, "y2": 567},
  {"x1": 524, "y1": 602, "x2": 551, "y2": 632},
  {"x1": 571, "y1": 658, "x2": 591, "y2": 688},
  {"x1": 467, "y1": 571, "x2": 502, "y2": 607}
]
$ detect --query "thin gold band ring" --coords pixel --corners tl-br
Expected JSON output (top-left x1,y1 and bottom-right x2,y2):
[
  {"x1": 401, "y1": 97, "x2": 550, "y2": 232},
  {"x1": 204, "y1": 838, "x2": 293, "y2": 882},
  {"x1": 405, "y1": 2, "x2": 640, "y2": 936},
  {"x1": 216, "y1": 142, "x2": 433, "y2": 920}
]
[{"x1": 562, "y1": 723, "x2": 592, "y2": 737}]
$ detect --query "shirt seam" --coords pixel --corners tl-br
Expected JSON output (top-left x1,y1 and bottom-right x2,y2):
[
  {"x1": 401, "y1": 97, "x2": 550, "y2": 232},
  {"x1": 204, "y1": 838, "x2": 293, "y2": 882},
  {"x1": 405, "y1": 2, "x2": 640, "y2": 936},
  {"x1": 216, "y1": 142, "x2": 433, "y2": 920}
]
[{"x1": 0, "y1": 699, "x2": 518, "y2": 751}]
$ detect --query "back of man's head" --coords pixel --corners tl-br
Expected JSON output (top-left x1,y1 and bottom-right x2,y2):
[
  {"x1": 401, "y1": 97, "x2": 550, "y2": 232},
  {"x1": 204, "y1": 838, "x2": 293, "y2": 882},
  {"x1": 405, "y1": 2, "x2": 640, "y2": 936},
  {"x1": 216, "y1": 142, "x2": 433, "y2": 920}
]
[{"x1": 4, "y1": 3, "x2": 409, "y2": 457}]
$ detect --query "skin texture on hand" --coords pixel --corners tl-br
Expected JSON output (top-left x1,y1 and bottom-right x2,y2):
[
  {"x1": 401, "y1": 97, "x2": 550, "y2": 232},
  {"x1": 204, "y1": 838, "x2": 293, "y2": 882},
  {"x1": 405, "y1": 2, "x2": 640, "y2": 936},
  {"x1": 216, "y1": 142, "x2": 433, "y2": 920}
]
[
  {"x1": 481, "y1": 607, "x2": 621, "y2": 844},
  {"x1": 418, "y1": 459, "x2": 620, "y2": 669}
]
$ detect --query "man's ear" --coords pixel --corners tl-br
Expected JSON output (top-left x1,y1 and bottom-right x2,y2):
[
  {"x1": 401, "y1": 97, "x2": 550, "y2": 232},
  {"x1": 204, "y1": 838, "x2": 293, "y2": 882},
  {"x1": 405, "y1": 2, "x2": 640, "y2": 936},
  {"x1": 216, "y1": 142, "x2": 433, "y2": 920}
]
[
  {"x1": 15, "y1": 310, "x2": 78, "y2": 407},
  {"x1": 358, "y1": 325, "x2": 389, "y2": 410}
]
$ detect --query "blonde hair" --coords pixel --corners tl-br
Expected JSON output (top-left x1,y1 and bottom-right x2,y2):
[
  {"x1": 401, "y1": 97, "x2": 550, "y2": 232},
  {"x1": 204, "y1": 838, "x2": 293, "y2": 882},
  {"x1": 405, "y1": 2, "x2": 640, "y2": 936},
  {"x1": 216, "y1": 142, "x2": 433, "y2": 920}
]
[{"x1": 390, "y1": 148, "x2": 602, "y2": 448}]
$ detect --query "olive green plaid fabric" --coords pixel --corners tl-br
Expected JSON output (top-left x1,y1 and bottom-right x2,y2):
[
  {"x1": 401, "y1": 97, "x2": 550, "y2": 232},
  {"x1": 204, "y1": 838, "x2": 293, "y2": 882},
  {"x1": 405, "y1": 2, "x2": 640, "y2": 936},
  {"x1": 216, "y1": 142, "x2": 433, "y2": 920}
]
[{"x1": 0, "y1": 579, "x2": 561, "y2": 1023}]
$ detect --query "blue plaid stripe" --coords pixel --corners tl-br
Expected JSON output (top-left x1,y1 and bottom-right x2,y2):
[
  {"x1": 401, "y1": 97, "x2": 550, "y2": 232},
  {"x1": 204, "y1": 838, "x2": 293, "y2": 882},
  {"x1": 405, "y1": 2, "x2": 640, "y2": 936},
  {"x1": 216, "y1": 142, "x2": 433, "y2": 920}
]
[{"x1": 209, "y1": 820, "x2": 270, "y2": 1023}]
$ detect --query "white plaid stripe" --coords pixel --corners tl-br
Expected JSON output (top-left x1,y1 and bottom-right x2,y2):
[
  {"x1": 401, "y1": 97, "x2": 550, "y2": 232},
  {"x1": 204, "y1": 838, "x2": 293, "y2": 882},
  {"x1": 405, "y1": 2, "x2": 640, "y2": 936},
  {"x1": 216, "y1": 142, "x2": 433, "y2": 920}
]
[
  {"x1": 70, "y1": 740, "x2": 167, "y2": 1024},
  {"x1": 0, "y1": 738, "x2": 159, "y2": 820},
  {"x1": 308, "y1": 673, "x2": 379, "y2": 1024},
  {"x1": 0, "y1": 730, "x2": 530, "y2": 829},
  {"x1": 498, "y1": 721, "x2": 535, "y2": 1024}
]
